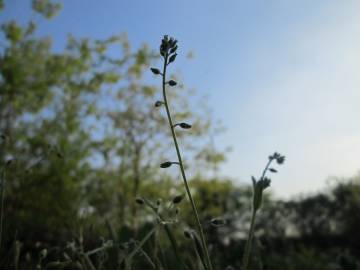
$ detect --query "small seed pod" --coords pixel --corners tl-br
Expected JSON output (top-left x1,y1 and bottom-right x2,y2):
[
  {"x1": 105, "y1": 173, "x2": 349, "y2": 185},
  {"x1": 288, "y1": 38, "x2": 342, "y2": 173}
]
[
  {"x1": 269, "y1": 152, "x2": 280, "y2": 161},
  {"x1": 135, "y1": 197, "x2": 145, "y2": 205},
  {"x1": 171, "y1": 39, "x2": 178, "y2": 48},
  {"x1": 269, "y1": 168, "x2": 277, "y2": 173},
  {"x1": 276, "y1": 155, "x2": 285, "y2": 165},
  {"x1": 170, "y1": 45, "x2": 178, "y2": 54},
  {"x1": 261, "y1": 177, "x2": 271, "y2": 189},
  {"x1": 168, "y1": 53, "x2": 177, "y2": 64},
  {"x1": 160, "y1": 161, "x2": 173, "y2": 168},
  {"x1": 168, "y1": 80, "x2": 177, "y2": 86},
  {"x1": 151, "y1": 68, "x2": 161, "y2": 75},
  {"x1": 210, "y1": 218, "x2": 226, "y2": 227},
  {"x1": 154, "y1": 101, "x2": 163, "y2": 107},
  {"x1": 179, "y1": 123, "x2": 192, "y2": 129},
  {"x1": 168, "y1": 37, "x2": 177, "y2": 48},
  {"x1": 172, "y1": 194, "x2": 184, "y2": 204},
  {"x1": 160, "y1": 46, "x2": 165, "y2": 57}
]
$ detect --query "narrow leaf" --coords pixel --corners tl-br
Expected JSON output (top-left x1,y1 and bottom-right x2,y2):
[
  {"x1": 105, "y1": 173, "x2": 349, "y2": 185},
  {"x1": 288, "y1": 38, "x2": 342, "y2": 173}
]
[
  {"x1": 125, "y1": 226, "x2": 158, "y2": 270},
  {"x1": 192, "y1": 233, "x2": 208, "y2": 270}
]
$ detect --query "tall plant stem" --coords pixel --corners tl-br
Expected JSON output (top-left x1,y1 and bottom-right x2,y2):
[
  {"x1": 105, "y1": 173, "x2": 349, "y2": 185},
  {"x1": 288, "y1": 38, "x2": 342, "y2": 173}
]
[
  {"x1": 260, "y1": 159, "x2": 272, "y2": 181},
  {"x1": 242, "y1": 159, "x2": 273, "y2": 270},
  {"x1": 0, "y1": 167, "x2": 6, "y2": 251},
  {"x1": 242, "y1": 209, "x2": 256, "y2": 270},
  {"x1": 161, "y1": 54, "x2": 213, "y2": 270}
]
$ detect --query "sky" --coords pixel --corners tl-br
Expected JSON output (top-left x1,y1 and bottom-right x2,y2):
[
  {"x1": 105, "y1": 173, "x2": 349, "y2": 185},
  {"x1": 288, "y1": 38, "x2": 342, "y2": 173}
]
[{"x1": 1, "y1": 0, "x2": 360, "y2": 198}]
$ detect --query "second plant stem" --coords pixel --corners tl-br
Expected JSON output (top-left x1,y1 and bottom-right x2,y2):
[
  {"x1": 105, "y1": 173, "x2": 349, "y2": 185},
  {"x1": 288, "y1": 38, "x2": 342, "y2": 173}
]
[
  {"x1": 161, "y1": 54, "x2": 213, "y2": 270},
  {"x1": 242, "y1": 159, "x2": 272, "y2": 270},
  {"x1": 0, "y1": 167, "x2": 6, "y2": 251},
  {"x1": 242, "y1": 209, "x2": 257, "y2": 270}
]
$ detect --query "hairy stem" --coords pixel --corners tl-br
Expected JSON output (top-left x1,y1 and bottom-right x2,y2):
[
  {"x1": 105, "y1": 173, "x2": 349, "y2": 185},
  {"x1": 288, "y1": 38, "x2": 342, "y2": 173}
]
[{"x1": 161, "y1": 54, "x2": 213, "y2": 270}]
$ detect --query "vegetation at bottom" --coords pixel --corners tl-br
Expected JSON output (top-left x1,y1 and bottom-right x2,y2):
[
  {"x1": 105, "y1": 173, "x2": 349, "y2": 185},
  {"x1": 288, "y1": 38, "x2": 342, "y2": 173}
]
[{"x1": 0, "y1": 1, "x2": 359, "y2": 269}]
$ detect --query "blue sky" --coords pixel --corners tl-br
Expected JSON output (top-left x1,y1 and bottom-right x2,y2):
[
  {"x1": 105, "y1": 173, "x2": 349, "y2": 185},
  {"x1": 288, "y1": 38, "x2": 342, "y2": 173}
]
[{"x1": 2, "y1": 0, "x2": 360, "y2": 198}]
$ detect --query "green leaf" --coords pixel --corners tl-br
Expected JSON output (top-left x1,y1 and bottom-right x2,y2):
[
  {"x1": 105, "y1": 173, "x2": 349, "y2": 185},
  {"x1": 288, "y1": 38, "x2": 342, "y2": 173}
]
[
  {"x1": 253, "y1": 182, "x2": 263, "y2": 212},
  {"x1": 32, "y1": 0, "x2": 62, "y2": 19}
]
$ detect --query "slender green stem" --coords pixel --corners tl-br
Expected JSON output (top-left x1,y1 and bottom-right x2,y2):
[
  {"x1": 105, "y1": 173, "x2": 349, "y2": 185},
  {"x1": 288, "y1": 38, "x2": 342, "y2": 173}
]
[
  {"x1": 85, "y1": 242, "x2": 113, "y2": 256},
  {"x1": 143, "y1": 199, "x2": 188, "y2": 269},
  {"x1": 161, "y1": 53, "x2": 213, "y2": 270},
  {"x1": 260, "y1": 159, "x2": 272, "y2": 181},
  {"x1": 242, "y1": 209, "x2": 257, "y2": 270},
  {"x1": 0, "y1": 167, "x2": 6, "y2": 251},
  {"x1": 242, "y1": 158, "x2": 273, "y2": 270},
  {"x1": 125, "y1": 225, "x2": 158, "y2": 270}
]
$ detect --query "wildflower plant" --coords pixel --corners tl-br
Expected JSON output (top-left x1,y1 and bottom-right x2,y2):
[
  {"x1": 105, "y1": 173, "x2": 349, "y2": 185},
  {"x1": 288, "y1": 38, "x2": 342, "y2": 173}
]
[
  {"x1": 0, "y1": 158, "x2": 12, "y2": 251},
  {"x1": 151, "y1": 35, "x2": 213, "y2": 270},
  {"x1": 242, "y1": 152, "x2": 285, "y2": 270}
]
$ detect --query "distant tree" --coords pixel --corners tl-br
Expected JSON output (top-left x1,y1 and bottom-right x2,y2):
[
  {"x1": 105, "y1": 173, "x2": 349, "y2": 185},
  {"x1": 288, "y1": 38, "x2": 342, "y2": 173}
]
[{"x1": 0, "y1": 0, "x2": 227, "y2": 251}]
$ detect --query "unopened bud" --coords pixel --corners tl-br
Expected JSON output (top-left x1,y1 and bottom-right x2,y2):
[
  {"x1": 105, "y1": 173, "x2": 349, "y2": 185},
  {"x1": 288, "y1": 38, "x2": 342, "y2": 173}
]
[
  {"x1": 154, "y1": 101, "x2": 163, "y2": 107},
  {"x1": 151, "y1": 68, "x2": 161, "y2": 75},
  {"x1": 135, "y1": 197, "x2": 144, "y2": 205},
  {"x1": 168, "y1": 80, "x2": 177, "y2": 86},
  {"x1": 168, "y1": 53, "x2": 177, "y2": 64},
  {"x1": 210, "y1": 218, "x2": 226, "y2": 227},
  {"x1": 172, "y1": 194, "x2": 184, "y2": 204},
  {"x1": 179, "y1": 123, "x2": 191, "y2": 129},
  {"x1": 160, "y1": 161, "x2": 173, "y2": 168}
]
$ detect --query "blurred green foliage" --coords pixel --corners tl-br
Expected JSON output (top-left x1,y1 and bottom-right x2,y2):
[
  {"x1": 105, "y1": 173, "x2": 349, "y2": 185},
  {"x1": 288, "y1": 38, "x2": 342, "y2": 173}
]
[{"x1": 0, "y1": 1, "x2": 359, "y2": 269}]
